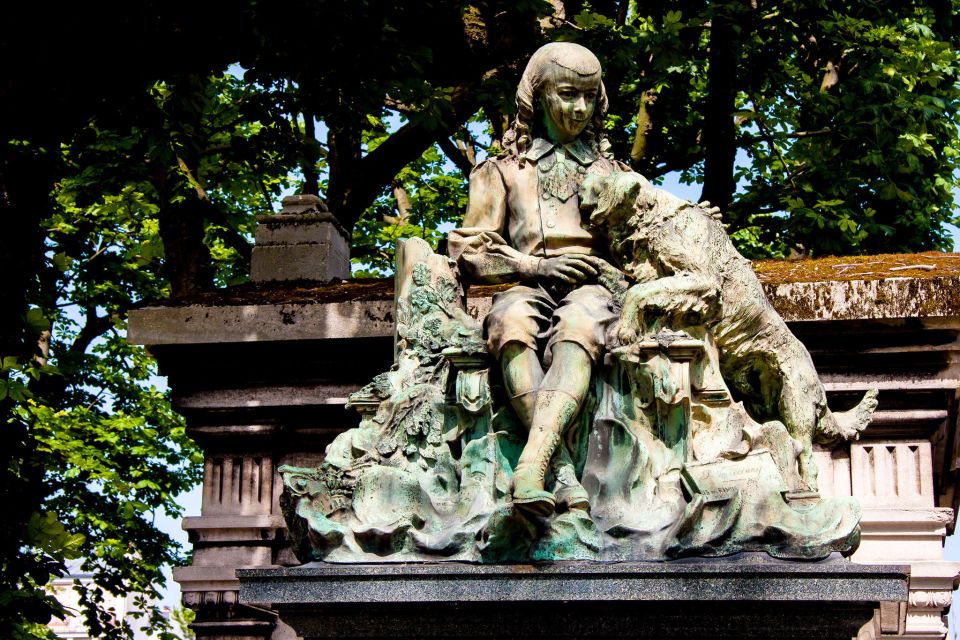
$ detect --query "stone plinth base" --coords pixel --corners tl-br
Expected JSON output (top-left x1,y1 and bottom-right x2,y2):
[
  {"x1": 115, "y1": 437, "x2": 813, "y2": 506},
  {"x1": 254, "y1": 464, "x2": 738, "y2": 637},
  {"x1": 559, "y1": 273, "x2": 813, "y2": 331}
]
[{"x1": 238, "y1": 556, "x2": 908, "y2": 639}]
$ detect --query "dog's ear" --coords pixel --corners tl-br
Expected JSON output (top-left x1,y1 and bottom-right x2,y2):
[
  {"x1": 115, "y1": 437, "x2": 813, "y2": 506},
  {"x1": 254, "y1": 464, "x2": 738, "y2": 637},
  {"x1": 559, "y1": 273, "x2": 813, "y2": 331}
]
[
  {"x1": 585, "y1": 172, "x2": 648, "y2": 228},
  {"x1": 580, "y1": 174, "x2": 604, "y2": 213},
  {"x1": 604, "y1": 173, "x2": 645, "y2": 221},
  {"x1": 582, "y1": 174, "x2": 611, "y2": 227},
  {"x1": 620, "y1": 173, "x2": 644, "y2": 203}
]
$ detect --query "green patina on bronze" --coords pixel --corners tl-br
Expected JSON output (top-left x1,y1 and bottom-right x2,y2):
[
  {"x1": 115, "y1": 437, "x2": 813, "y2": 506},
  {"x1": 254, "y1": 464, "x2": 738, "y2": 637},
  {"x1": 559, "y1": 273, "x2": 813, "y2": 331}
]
[{"x1": 279, "y1": 43, "x2": 875, "y2": 563}]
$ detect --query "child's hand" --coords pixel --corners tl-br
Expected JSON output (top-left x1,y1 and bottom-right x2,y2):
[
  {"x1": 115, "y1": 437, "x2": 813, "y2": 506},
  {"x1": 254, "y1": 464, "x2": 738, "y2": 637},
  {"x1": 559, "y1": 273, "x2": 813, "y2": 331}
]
[{"x1": 536, "y1": 254, "x2": 598, "y2": 283}]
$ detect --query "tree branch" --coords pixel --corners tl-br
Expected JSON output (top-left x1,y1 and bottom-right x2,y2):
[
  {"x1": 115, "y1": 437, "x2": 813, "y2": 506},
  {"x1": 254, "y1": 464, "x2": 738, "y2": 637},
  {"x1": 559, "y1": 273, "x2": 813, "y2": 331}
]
[
  {"x1": 383, "y1": 96, "x2": 417, "y2": 114},
  {"x1": 648, "y1": 153, "x2": 703, "y2": 180},
  {"x1": 437, "y1": 135, "x2": 475, "y2": 176},
  {"x1": 616, "y1": 0, "x2": 628, "y2": 26},
  {"x1": 68, "y1": 306, "x2": 113, "y2": 356},
  {"x1": 338, "y1": 88, "x2": 483, "y2": 230},
  {"x1": 458, "y1": 138, "x2": 477, "y2": 166},
  {"x1": 385, "y1": 181, "x2": 411, "y2": 226},
  {"x1": 739, "y1": 128, "x2": 832, "y2": 143},
  {"x1": 485, "y1": 106, "x2": 510, "y2": 147},
  {"x1": 630, "y1": 89, "x2": 658, "y2": 163},
  {"x1": 300, "y1": 109, "x2": 320, "y2": 195},
  {"x1": 749, "y1": 96, "x2": 797, "y2": 191}
]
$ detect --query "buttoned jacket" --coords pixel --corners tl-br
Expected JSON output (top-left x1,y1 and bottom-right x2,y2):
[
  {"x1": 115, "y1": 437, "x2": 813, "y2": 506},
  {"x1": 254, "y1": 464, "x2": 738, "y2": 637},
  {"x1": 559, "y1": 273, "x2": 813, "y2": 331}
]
[{"x1": 448, "y1": 137, "x2": 618, "y2": 283}]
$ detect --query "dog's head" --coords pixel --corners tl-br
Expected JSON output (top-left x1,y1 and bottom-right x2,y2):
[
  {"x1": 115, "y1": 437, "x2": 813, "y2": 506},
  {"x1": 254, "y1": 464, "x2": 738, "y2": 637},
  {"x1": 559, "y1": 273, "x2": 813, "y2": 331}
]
[{"x1": 581, "y1": 171, "x2": 648, "y2": 234}]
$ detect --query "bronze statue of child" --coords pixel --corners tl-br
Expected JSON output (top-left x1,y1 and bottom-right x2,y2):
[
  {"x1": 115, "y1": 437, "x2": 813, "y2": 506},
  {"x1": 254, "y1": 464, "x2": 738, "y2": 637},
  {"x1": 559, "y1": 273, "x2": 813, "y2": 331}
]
[{"x1": 448, "y1": 42, "x2": 623, "y2": 516}]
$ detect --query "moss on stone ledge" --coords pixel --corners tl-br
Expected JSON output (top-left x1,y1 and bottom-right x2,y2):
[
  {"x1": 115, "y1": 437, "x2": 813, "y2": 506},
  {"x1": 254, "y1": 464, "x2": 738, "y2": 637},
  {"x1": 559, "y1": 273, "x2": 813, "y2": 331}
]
[
  {"x1": 753, "y1": 252, "x2": 960, "y2": 284},
  {"x1": 146, "y1": 252, "x2": 960, "y2": 308}
]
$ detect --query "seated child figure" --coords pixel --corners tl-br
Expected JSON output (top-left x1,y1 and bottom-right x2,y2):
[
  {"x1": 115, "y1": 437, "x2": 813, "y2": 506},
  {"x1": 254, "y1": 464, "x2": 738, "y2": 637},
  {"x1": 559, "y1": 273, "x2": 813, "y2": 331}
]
[{"x1": 448, "y1": 42, "x2": 624, "y2": 516}]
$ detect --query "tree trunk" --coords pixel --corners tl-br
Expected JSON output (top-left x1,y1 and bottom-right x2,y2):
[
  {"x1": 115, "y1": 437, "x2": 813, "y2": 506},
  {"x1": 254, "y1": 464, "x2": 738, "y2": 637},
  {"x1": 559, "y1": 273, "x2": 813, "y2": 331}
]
[
  {"x1": 0, "y1": 147, "x2": 55, "y2": 627},
  {"x1": 0, "y1": 154, "x2": 44, "y2": 360},
  {"x1": 700, "y1": 11, "x2": 738, "y2": 214},
  {"x1": 157, "y1": 196, "x2": 215, "y2": 297},
  {"x1": 155, "y1": 74, "x2": 217, "y2": 298},
  {"x1": 301, "y1": 110, "x2": 320, "y2": 195},
  {"x1": 325, "y1": 113, "x2": 364, "y2": 233}
]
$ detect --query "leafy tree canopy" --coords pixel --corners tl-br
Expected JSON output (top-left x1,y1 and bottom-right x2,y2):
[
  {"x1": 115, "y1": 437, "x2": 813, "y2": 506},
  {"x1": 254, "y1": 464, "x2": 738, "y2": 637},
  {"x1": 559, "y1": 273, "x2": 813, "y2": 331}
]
[{"x1": 1, "y1": 1, "x2": 958, "y2": 637}]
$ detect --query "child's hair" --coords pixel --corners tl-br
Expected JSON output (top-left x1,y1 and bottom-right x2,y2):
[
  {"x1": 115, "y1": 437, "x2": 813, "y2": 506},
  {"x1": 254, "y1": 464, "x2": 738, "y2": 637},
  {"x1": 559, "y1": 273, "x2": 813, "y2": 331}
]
[{"x1": 503, "y1": 42, "x2": 611, "y2": 161}]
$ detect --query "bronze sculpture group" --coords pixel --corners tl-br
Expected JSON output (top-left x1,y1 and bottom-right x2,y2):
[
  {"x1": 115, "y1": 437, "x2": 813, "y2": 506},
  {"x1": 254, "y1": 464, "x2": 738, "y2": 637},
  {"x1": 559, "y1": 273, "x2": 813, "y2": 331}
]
[{"x1": 279, "y1": 42, "x2": 877, "y2": 563}]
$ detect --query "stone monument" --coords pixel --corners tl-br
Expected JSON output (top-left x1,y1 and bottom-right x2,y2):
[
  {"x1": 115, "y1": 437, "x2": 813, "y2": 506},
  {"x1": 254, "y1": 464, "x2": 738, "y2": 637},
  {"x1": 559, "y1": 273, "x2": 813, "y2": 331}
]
[{"x1": 272, "y1": 42, "x2": 878, "y2": 565}]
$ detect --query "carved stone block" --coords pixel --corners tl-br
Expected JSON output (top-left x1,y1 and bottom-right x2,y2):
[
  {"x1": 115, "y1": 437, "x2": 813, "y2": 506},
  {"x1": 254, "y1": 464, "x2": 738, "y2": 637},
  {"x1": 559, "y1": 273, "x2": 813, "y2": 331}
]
[
  {"x1": 202, "y1": 455, "x2": 276, "y2": 517},
  {"x1": 251, "y1": 195, "x2": 350, "y2": 282},
  {"x1": 851, "y1": 441, "x2": 934, "y2": 508}
]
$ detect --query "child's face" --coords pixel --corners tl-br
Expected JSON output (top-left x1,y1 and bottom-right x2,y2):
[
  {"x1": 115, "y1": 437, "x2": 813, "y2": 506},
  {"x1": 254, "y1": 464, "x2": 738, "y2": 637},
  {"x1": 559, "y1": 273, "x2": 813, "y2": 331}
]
[{"x1": 539, "y1": 64, "x2": 600, "y2": 144}]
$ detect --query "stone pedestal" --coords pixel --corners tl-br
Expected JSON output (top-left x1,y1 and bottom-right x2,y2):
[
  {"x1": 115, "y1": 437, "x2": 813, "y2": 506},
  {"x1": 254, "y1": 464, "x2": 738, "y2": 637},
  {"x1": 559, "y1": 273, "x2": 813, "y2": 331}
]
[
  {"x1": 238, "y1": 557, "x2": 909, "y2": 640},
  {"x1": 251, "y1": 194, "x2": 350, "y2": 282}
]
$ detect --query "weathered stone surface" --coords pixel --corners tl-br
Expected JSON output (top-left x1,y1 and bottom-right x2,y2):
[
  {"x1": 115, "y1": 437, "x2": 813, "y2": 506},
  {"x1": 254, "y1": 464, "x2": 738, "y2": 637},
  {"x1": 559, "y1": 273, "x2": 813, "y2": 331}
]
[
  {"x1": 251, "y1": 243, "x2": 349, "y2": 282},
  {"x1": 238, "y1": 557, "x2": 908, "y2": 639},
  {"x1": 250, "y1": 194, "x2": 350, "y2": 283},
  {"x1": 752, "y1": 251, "x2": 960, "y2": 284},
  {"x1": 765, "y1": 276, "x2": 960, "y2": 323},
  {"x1": 128, "y1": 300, "x2": 395, "y2": 345}
]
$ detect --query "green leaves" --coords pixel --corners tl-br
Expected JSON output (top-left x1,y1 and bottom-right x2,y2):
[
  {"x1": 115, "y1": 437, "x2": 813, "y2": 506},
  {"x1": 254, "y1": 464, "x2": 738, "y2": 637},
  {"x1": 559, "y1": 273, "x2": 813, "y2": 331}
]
[
  {"x1": 549, "y1": 0, "x2": 960, "y2": 257},
  {"x1": 26, "y1": 513, "x2": 85, "y2": 560},
  {"x1": 1, "y1": 72, "x2": 272, "y2": 640},
  {"x1": 24, "y1": 309, "x2": 50, "y2": 334},
  {"x1": 575, "y1": 11, "x2": 616, "y2": 30},
  {"x1": 351, "y1": 112, "x2": 474, "y2": 275},
  {"x1": 0, "y1": 356, "x2": 34, "y2": 402}
]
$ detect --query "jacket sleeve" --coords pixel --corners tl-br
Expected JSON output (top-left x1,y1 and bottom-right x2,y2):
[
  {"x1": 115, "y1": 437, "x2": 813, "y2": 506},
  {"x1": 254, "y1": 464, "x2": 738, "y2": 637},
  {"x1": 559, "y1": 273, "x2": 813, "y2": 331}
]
[{"x1": 447, "y1": 159, "x2": 540, "y2": 283}]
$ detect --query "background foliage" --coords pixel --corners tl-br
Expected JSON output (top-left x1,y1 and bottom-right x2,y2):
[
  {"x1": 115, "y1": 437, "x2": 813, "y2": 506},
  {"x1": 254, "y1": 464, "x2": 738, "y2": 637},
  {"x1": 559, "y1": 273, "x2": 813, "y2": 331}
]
[{"x1": 1, "y1": 0, "x2": 958, "y2": 637}]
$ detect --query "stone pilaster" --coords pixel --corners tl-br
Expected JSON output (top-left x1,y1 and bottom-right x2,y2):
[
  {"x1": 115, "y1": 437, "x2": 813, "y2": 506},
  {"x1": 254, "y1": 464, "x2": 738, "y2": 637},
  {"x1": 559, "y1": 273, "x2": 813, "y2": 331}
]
[{"x1": 816, "y1": 437, "x2": 960, "y2": 638}]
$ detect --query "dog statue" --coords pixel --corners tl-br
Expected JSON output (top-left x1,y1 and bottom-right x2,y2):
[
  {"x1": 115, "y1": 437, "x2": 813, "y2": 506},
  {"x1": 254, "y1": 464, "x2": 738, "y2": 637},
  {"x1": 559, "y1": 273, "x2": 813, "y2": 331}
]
[{"x1": 581, "y1": 171, "x2": 878, "y2": 491}]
